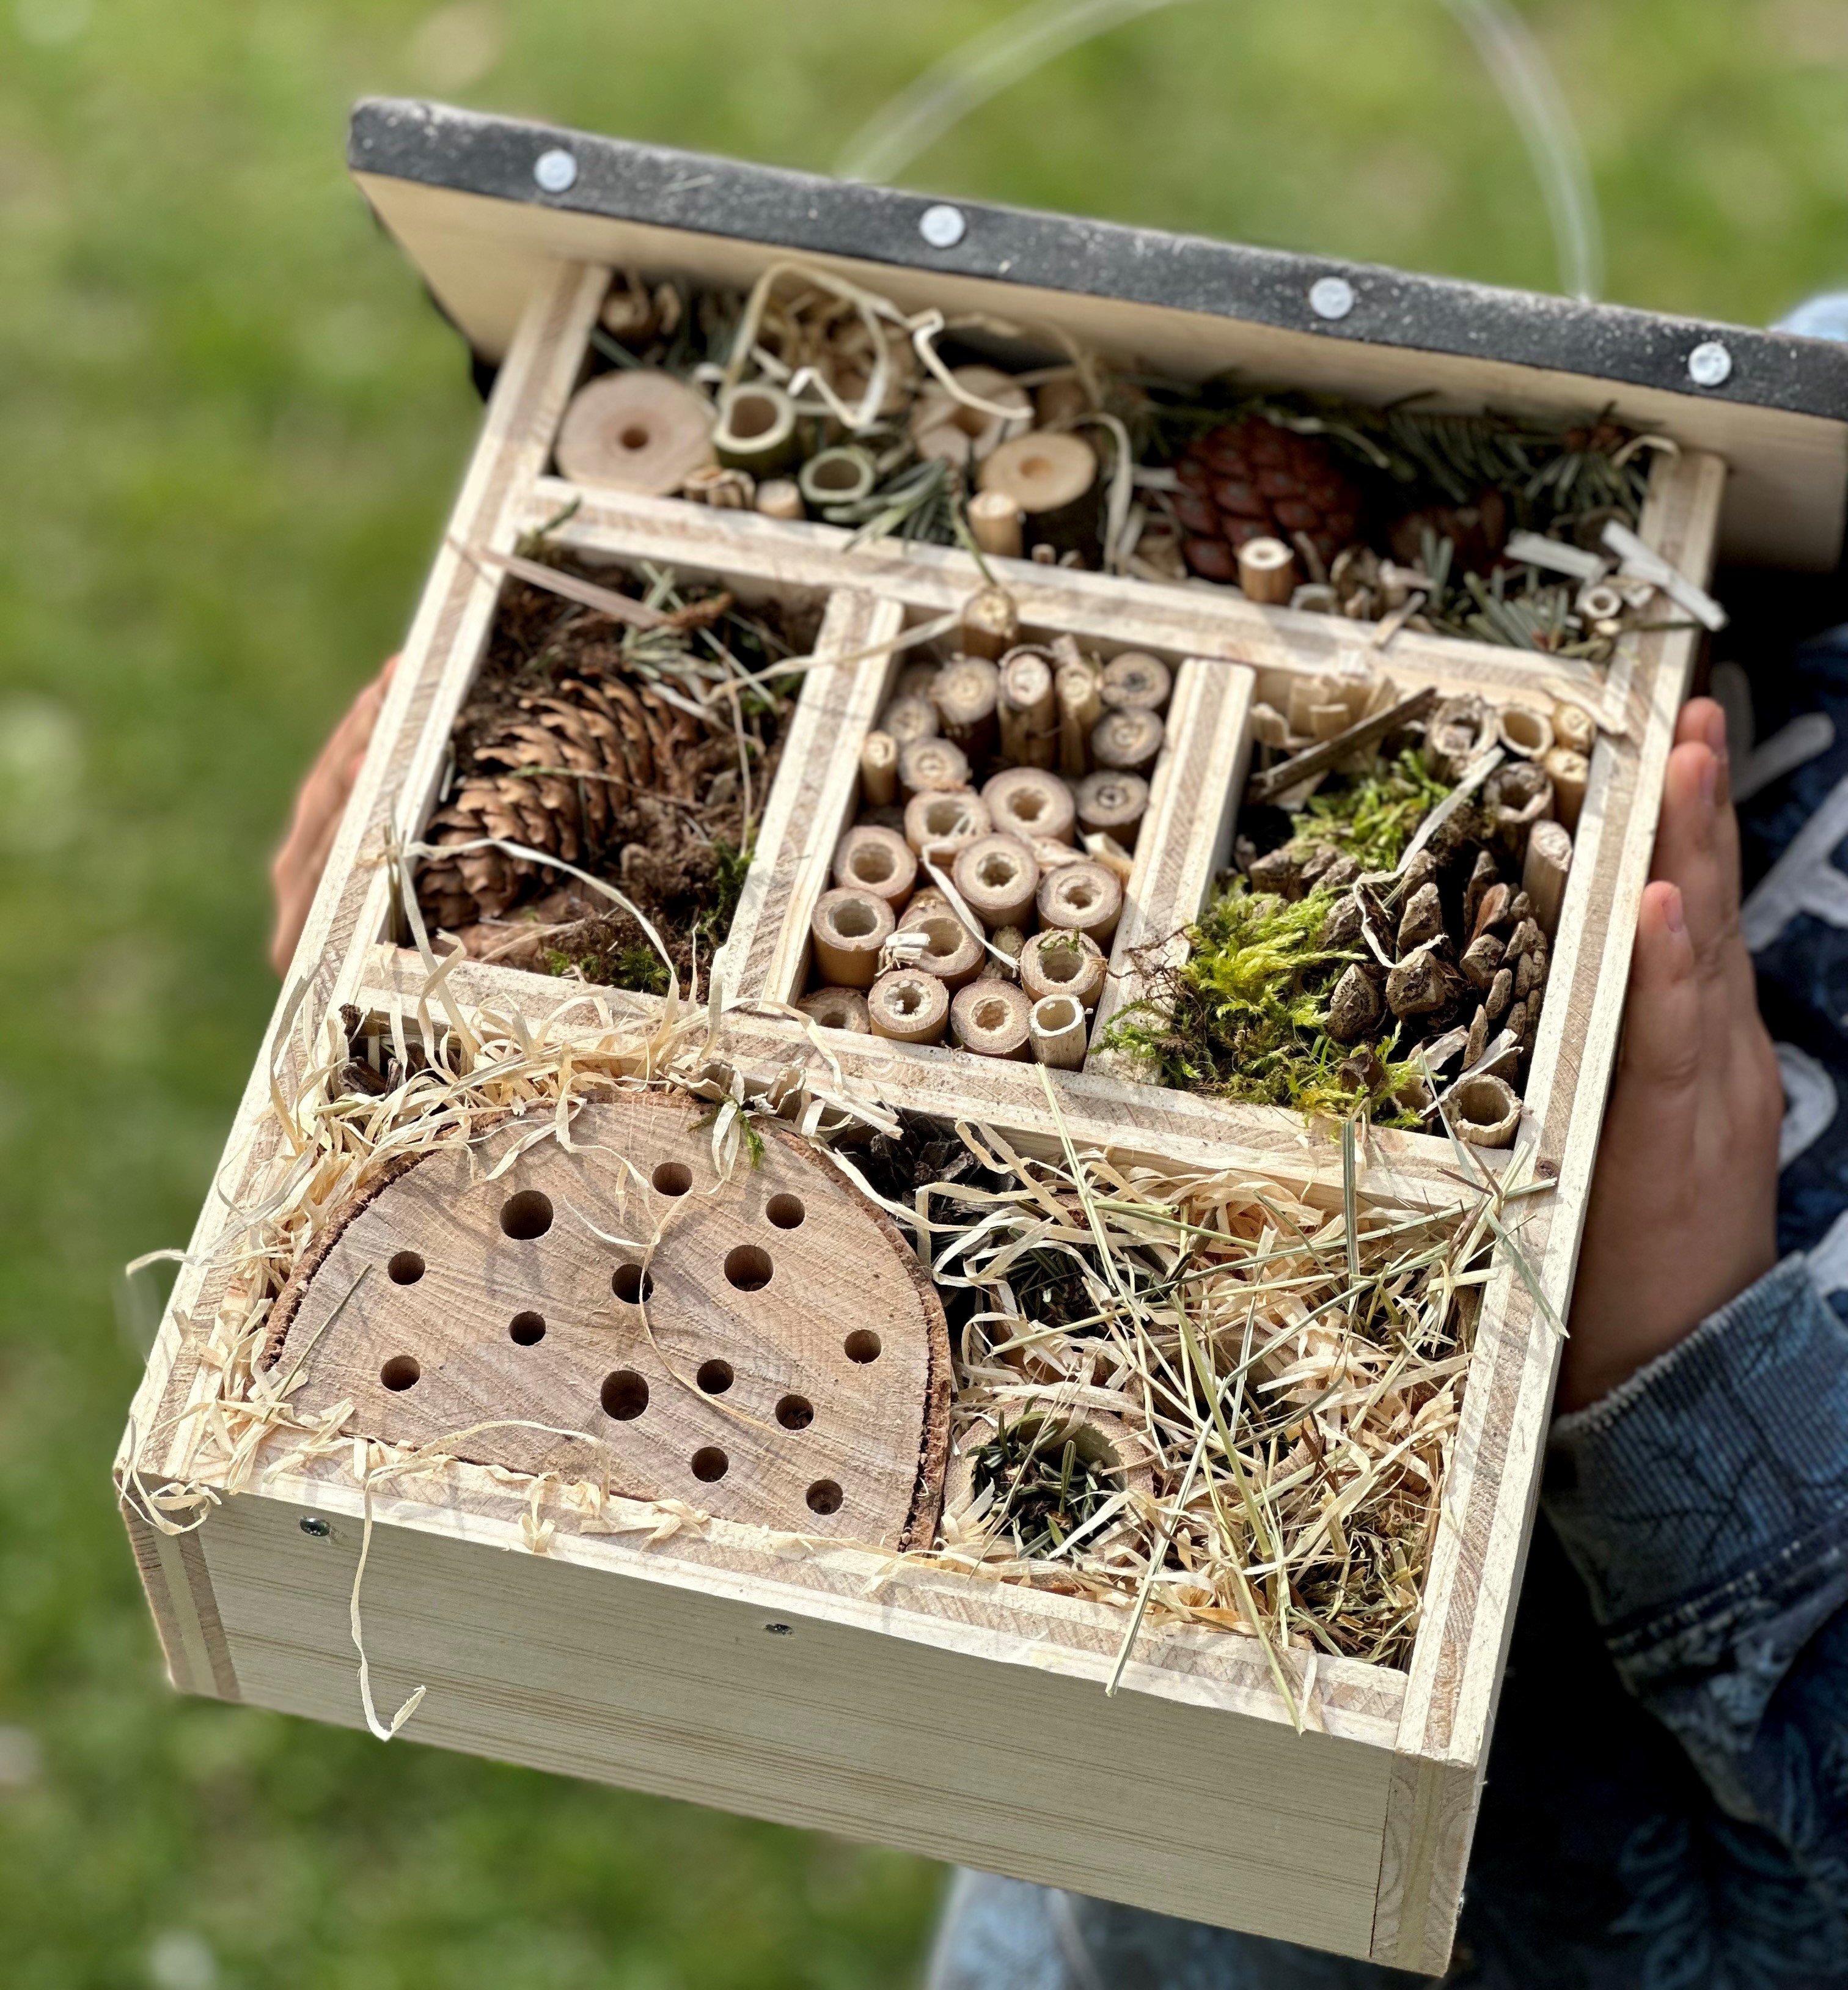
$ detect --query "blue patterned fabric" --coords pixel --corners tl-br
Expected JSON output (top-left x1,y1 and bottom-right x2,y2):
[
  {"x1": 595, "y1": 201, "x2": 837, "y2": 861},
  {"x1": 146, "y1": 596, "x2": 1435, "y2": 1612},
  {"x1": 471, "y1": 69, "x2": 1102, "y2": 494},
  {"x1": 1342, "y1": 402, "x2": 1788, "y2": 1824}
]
[{"x1": 930, "y1": 630, "x2": 1848, "y2": 1988}]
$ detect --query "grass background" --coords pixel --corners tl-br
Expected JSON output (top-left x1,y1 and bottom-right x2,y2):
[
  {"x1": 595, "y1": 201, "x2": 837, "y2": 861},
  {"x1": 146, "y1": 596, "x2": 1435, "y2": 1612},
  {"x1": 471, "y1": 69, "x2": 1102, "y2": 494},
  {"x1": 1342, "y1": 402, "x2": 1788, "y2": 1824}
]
[{"x1": 0, "y1": 2, "x2": 1843, "y2": 1984}]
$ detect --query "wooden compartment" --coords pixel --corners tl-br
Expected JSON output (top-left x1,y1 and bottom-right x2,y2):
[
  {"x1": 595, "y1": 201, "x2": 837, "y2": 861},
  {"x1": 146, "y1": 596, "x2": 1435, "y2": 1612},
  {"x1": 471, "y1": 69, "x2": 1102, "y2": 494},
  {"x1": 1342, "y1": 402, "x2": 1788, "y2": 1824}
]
[{"x1": 117, "y1": 101, "x2": 1848, "y2": 1977}]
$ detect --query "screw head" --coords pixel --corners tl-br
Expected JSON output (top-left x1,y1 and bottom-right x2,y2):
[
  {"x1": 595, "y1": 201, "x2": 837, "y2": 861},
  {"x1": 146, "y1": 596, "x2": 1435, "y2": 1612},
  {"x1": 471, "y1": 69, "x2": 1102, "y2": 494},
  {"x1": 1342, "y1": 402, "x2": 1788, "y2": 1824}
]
[
  {"x1": 919, "y1": 203, "x2": 967, "y2": 249},
  {"x1": 299, "y1": 1515, "x2": 331, "y2": 1539},
  {"x1": 764, "y1": 1622, "x2": 794, "y2": 1637},
  {"x1": 1688, "y1": 339, "x2": 1733, "y2": 387},
  {"x1": 1310, "y1": 276, "x2": 1356, "y2": 321},
  {"x1": 534, "y1": 148, "x2": 579, "y2": 195}
]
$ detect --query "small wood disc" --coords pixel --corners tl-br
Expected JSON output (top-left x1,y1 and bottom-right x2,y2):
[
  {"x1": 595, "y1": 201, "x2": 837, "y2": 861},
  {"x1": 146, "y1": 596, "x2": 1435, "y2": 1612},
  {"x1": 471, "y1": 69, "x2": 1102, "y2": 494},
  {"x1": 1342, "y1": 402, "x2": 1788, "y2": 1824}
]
[
  {"x1": 904, "y1": 788, "x2": 991, "y2": 860},
  {"x1": 1074, "y1": 769, "x2": 1149, "y2": 839},
  {"x1": 1018, "y1": 929, "x2": 1106, "y2": 1010},
  {"x1": 867, "y1": 967, "x2": 950, "y2": 1046},
  {"x1": 810, "y1": 887, "x2": 894, "y2": 989},
  {"x1": 1099, "y1": 653, "x2": 1172, "y2": 713},
  {"x1": 832, "y1": 825, "x2": 918, "y2": 910},
  {"x1": 796, "y1": 986, "x2": 871, "y2": 1033},
  {"x1": 977, "y1": 431, "x2": 1096, "y2": 516},
  {"x1": 1036, "y1": 860, "x2": 1123, "y2": 945},
  {"x1": 981, "y1": 767, "x2": 1076, "y2": 846},
  {"x1": 950, "y1": 980, "x2": 1033, "y2": 1060},
  {"x1": 953, "y1": 834, "x2": 1040, "y2": 930},
  {"x1": 898, "y1": 907, "x2": 984, "y2": 990},
  {"x1": 1090, "y1": 707, "x2": 1165, "y2": 774},
  {"x1": 556, "y1": 370, "x2": 716, "y2": 494},
  {"x1": 898, "y1": 737, "x2": 972, "y2": 799}
]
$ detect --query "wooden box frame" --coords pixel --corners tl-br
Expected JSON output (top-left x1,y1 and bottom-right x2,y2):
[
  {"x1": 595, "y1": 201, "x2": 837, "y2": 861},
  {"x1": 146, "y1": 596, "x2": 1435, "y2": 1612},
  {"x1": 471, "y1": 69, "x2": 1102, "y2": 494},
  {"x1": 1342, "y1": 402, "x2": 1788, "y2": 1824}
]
[{"x1": 119, "y1": 102, "x2": 1848, "y2": 1971}]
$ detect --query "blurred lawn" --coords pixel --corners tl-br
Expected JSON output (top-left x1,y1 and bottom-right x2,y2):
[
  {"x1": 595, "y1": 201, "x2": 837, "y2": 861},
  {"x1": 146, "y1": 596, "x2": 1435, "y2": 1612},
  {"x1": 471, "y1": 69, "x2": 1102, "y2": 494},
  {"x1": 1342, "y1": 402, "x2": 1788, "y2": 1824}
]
[{"x1": 0, "y1": 2, "x2": 1843, "y2": 1985}]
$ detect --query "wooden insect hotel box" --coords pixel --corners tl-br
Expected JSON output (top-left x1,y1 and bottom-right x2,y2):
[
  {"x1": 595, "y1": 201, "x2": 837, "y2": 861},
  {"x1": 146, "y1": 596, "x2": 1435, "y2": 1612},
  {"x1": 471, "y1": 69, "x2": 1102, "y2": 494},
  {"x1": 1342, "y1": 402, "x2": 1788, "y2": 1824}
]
[{"x1": 120, "y1": 99, "x2": 1848, "y2": 1970}]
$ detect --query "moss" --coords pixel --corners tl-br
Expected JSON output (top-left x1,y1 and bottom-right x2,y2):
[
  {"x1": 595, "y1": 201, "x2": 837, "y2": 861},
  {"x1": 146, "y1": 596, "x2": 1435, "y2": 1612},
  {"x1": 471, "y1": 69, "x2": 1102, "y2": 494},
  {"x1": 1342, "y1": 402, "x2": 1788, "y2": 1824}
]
[{"x1": 1289, "y1": 751, "x2": 1450, "y2": 874}]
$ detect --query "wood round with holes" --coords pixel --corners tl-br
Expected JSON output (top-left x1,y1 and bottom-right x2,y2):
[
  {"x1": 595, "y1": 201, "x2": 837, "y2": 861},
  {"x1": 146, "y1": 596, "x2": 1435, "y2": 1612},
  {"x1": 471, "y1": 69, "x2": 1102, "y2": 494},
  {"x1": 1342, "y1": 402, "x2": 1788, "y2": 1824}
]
[
  {"x1": 832, "y1": 825, "x2": 917, "y2": 910},
  {"x1": 981, "y1": 767, "x2": 1075, "y2": 847},
  {"x1": 260, "y1": 1093, "x2": 951, "y2": 1550},
  {"x1": 1018, "y1": 928, "x2": 1106, "y2": 1010},
  {"x1": 555, "y1": 371, "x2": 716, "y2": 495},
  {"x1": 951, "y1": 980, "x2": 1033, "y2": 1059},
  {"x1": 810, "y1": 887, "x2": 894, "y2": 989},
  {"x1": 1036, "y1": 860, "x2": 1123, "y2": 945},
  {"x1": 952, "y1": 835, "x2": 1039, "y2": 930},
  {"x1": 867, "y1": 967, "x2": 950, "y2": 1045}
]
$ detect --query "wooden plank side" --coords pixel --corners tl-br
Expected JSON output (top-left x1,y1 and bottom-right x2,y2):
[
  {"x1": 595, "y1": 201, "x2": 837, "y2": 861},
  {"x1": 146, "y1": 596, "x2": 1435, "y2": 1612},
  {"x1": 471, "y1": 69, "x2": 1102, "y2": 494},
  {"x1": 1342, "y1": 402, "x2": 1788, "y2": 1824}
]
[
  {"x1": 1371, "y1": 449, "x2": 1728, "y2": 1972},
  {"x1": 122, "y1": 1501, "x2": 240, "y2": 1701},
  {"x1": 203, "y1": 1488, "x2": 1394, "y2": 1956}
]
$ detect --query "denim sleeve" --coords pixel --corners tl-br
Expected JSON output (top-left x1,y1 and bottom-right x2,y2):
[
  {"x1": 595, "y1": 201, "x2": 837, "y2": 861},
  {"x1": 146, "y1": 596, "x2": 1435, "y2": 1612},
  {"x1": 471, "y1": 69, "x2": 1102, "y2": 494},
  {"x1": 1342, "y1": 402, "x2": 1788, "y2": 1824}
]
[{"x1": 1544, "y1": 1254, "x2": 1848, "y2": 1901}]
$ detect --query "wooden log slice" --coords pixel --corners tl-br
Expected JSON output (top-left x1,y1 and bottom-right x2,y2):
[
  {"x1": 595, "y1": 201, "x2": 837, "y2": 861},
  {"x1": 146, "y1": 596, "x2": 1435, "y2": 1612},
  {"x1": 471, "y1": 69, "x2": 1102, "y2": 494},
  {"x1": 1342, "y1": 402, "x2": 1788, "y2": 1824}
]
[
  {"x1": 555, "y1": 371, "x2": 716, "y2": 494},
  {"x1": 263, "y1": 1093, "x2": 951, "y2": 1550}
]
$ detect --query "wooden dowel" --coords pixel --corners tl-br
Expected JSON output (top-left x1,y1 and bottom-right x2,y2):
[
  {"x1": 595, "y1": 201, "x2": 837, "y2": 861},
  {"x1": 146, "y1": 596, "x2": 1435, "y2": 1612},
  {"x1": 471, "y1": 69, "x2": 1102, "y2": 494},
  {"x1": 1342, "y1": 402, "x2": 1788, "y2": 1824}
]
[{"x1": 1244, "y1": 683, "x2": 1438, "y2": 806}]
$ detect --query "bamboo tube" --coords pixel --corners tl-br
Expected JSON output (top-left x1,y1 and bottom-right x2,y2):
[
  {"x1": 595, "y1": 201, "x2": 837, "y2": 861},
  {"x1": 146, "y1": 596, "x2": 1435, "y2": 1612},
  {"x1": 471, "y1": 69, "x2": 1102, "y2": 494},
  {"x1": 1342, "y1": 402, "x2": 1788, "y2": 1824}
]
[
  {"x1": 1074, "y1": 770, "x2": 1148, "y2": 840},
  {"x1": 903, "y1": 788, "x2": 991, "y2": 860},
  {"x1": 1091, "y1": 707, "x2": 1165, "y2": 774},
  {"x1": 867, "y1": 968, "x2": 950, "y2": 1045},
  {"x1": 1485, "y1": 761, "x2": 1555, "y2": 854},
  {"x1": 1028, "y1": 993, "x2": 1088, "y2": 1069},
  {"x1": 951, "y1": 980, "x2": 1033, "y2": 1059},
  {"x1": 1497, "y1": 703, "x2": 1555, "y2": 760},
  {"x1": 713, "y1": 381, "x2": 800, "y2": 475},
  {"x1": 1099, "y1": 653, "x2": 1172, "y2": 713},
  {"x1": 1236, "y1": 535, "x2": 1297, "y2": 605},
  {"x1": 933, "y1": 656, "x2": 1002, "y2": 757},
  {"x1": 1450, "y1": 1073, "x2": 1522, "y2": 1149},
  {"x1": 960, "y1": 586, "x2": 1019, "y2": 663},
  {"x1": 795, "y1": 987, "x2": 870, "y2": 1033},
  {"x1": 799, "y1": 446, "x2": 878, "y2": 509},
  {"x1": 555, "y1": 370, "x2": 716, "y2": 494},
  {"x1": 832, "y1": 824, "x2": 918, "y2": 911},
  {"x1": 1552, "y1": 700, "x2": 1596, "y2": 756},
  {"x1": 810, "y1": 887, "x2": 893, "y2": 989},
  {"x1": 897, "y1": 661, "x2": 939, "y2": 700},
  {"x1": 983, "y1": 925, "x2": 1025, "y2": 980},
  {"x1": 1018, "y1": 929, "x2": 1106, "y2": 1010},
  {"x1": 982, "y1": 766, "x2": 1076, "y2": 846},
  {"x1": 1036, "y1": 861, "x2": 1123, "y2": 947},
  {"x1": 900, "y1": 909, "x2": 983, "y2": 991},
  {"x1": 969, "y1": 491, "x2": 1024, "y2": 560},
  {"x1": 755, "y1": 478, "x2": 805, "y2": 521},
  {"x1": 1522, "y1": 819, "x2": 1574, "y2": 936},
  {"x1": 1056, "y1": 658, "x2": 1104, "y2": 777},
  {"x1": 1543, "y1": 746, "x2": 1590, "y2": 832},
  {"x1": 953, "y1": 835, "x2": 1040, "y2": 929},
  {"x1": 859, "y1": 730, "x2": 898, "y2": 810},
  {"x1": 977, "y1": 432, "x2": 1099, "y2": 564},
  {"x1": 880, "y1": 695, "x2": 938, "y2": 747},
  {"x1": 1426, "y1": 694, "x2": 1497, "y2": 781},
  {"x1": 898, "y1": 738, "x2": 972, "y2": 799},
  {"x1": 998, "y1": 650, "x2": 1057, "y2": 768}
]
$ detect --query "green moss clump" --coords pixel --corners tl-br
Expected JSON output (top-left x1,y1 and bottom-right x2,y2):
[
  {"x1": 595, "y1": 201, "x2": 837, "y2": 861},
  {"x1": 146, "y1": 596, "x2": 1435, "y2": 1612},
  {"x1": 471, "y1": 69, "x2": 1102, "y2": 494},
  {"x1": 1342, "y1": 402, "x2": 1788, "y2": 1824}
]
[{"x1": 1288, "y1": 750, "x2": 1450, "y2": 874}]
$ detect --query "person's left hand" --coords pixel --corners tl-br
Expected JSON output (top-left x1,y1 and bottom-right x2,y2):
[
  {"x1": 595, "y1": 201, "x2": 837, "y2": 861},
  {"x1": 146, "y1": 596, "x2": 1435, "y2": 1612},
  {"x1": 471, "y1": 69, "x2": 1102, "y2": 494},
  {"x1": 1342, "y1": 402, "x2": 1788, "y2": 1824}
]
[{"x1": 268, "y1": 657, "x2": 397, "y2": 976}]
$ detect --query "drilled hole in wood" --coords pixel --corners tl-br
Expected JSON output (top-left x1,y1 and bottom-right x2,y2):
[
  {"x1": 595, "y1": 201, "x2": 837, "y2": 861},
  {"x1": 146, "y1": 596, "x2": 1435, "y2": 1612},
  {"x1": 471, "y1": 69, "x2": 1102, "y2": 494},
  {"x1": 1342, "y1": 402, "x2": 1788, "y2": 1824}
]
[
  {"x1": 844, "y1": 1329, "x2": 882, "y2": 1364},
  {"x1": 380, "y1": 1354, "x2": 420, "y2": 1391},
  {"x1": 500, "y1": 1189, "x2": 553, "y2": 1239},
  {"x1": 777, "y1": 1394, "x2": 814, "y2": 1431},
  {"x1": 691, "y1": 1445, "x2": 729, "y2": 1482},
  {"x1": 509, "y1": 1312, "x2": 546, "y2": 1346},
  {"x1": 807, "y1": 1479, "x2": 843, "y2": 1515},
  {"x1": 652, "y1": 1161, "x2": 692, "y2": 1197},
  {"x1": 620, "y1": 424, "x2": 650, "y2": 450},
  {"x1": 612, "y1": 1263, "x2": 655, "y2": 1304},
  {"x1": 725, "y1": 1244, "x2": 773, "y2": 1291},
  {"x1": 387, "y1": 1250, "x2": 425, "y2": 1285},
  {"x1": 601, "y1": 1369, "x2": 648, "y2": 1420},
  {"x1": 766, "y1": 1192, "x2": 805, "y2": 1230},
  {"x1": 697, "y1": 1359, "x2": 734, "y2": 1395}
]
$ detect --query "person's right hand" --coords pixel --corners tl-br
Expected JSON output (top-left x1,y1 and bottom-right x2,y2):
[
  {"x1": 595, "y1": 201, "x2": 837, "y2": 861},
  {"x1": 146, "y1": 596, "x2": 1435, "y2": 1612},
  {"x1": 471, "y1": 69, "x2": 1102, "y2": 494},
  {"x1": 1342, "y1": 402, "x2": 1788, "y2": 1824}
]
[{"x1": 1560, "y1": 697, "x2": 1783, "y2": 1412}]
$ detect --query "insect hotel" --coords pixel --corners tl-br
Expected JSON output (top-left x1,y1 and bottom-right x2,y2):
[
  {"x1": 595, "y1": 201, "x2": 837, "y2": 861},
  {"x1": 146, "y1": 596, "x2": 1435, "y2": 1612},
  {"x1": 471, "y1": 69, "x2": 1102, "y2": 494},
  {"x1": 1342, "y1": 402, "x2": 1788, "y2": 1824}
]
[{"x1": 119, "y1": 99, "x2": 1848, "y2": 1971}]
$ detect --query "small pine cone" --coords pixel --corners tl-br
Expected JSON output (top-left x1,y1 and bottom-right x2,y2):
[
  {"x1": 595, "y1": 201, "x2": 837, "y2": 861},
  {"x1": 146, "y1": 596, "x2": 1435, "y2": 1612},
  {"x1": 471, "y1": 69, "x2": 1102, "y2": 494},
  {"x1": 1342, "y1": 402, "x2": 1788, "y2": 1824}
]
[
  {"x1": 1398, "y1": 881, "x2": 1446, "y2": 955},
  {"x1": 1486, "y1": 966, "x2": 1514, "y2": 1021},
  {"x1": 1464, "y1": 1004, "x2": 1488, "y2": 1070},
  {"x1": 1172, "y1": 416, "x2": 1364, "y2": 583},
  {"x1": 1460, "y1": 933, "x2": 1505, "y2": 989},
  {"x1": 1515, "y1": 948, "x2": 1547, "y2": 1002},
  {"x1": 1327, "y1": 963, "x2": 1383, "y2": 1043},
  {"x1": 1386, "y1": 948, "x2": 1452, "y2": 1020}
]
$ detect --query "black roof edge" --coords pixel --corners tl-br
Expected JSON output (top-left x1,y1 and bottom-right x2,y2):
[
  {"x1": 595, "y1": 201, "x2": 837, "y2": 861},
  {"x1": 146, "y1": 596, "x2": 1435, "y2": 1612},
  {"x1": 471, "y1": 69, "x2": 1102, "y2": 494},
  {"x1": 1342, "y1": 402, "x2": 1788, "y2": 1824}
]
[{"x1": 348, "y1": 96, "x2": 1848, "y2": 426}]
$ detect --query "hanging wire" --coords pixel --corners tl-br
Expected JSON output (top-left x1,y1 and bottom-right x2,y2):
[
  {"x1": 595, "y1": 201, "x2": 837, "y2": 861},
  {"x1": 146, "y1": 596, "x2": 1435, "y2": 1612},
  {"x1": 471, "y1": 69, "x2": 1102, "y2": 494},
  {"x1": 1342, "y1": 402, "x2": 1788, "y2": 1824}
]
[{"x1": 834, "y1": 0, "x2": 1604, "y2": 302}]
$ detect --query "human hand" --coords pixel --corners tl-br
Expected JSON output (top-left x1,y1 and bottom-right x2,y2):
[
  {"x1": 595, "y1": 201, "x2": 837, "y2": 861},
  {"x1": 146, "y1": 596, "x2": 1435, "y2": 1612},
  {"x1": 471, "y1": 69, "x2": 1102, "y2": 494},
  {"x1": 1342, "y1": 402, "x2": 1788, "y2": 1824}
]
[
  {"x1": 1560, "y1": 697, "x2": 1783, "y2": 1412},
  {"x1": 268, "y1": 657, "x2": 397, "y2": 977}
]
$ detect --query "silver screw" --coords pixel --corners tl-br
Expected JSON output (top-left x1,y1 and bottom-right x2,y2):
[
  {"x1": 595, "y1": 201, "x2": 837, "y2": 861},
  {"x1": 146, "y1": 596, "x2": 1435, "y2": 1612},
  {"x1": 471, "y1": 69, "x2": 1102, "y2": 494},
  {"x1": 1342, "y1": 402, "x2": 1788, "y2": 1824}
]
[
  {"x1": 1309, "y1": 276, "x2": 1356, "y2": 322},
  {"x1": 765, "y1": 1622, "x2": 794, "y2": 1636},
  {"x1": 299, "y1": 1515, "x2": 331, "y2": 1539},
  {"x1": 919, "y1": 204, "x2": 967, "y2": 249},
  {"x1": 534, "y1": 148, "x2": 579, "y2": 195},
  {"x1": 1687, "y1": 339, "x2": 1733, "y2": 388}
]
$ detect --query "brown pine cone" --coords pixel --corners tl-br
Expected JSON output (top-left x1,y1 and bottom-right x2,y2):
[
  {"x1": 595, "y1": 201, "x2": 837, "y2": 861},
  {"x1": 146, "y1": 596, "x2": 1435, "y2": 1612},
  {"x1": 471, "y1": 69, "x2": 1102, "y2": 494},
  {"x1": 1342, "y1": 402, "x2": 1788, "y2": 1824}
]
[
  {"x1": 1170, "y1": 416, "x2": 1364, "y2": 583},
  {"x1": 1386, "y1": 488, "x2": 1508, "y2": 574}
]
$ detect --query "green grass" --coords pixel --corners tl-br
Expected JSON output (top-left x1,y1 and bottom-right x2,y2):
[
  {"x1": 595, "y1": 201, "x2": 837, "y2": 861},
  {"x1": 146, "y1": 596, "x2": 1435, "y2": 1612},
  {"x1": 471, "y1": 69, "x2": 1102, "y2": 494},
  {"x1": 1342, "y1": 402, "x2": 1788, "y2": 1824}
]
[{"x1": 0, "y1": 2, "x2": 1842, "y2": 1983}]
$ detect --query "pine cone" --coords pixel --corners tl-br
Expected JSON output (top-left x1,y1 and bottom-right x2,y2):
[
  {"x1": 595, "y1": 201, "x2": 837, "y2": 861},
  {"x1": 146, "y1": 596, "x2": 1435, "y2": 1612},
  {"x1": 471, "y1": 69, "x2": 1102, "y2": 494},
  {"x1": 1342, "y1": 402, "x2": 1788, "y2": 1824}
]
[
  {"x1": 1170, "y1": 417, "x2": 1363, "y2": 583},
  {"x1": 416, "y1": 670, "x2": 708, "y2": 929},
  {"x1": 1386, "y1": 488, "x2": 1508, "y2": 574}
]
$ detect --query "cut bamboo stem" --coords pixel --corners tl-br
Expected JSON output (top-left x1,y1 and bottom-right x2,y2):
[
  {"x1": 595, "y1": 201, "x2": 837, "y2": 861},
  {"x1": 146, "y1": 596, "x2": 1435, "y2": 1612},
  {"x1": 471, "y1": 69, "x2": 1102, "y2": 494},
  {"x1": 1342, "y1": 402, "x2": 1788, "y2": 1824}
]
[
  {"x1": 904, "y1": 789, "x2": 991, "y2": 860},
  {"x1": 953, "y1": 835, "x2": 1040, "y2": 929},
  {"x1": 1018, "y1": 929, "x2": 1106, "y2": 1010},
  {"x1": 1074, "y1": 770, "x2": 1148, "y2": 840},
  {"x1": 952, "y1": 980, "x2": 1033, "y2": 1059},
  {"x1": 1099, "y1": 653, "x2": 1172, "y2": 713},
  {"x1": 933, "y1": 656, "x2": 1001, "y2": 754},
  {"x1": 859, "y1": 730, "x2": 898, "y2": 810},
  {"x1": 898, "y1": 738, "x2": 972, "y2": 799},
  {"x1": 1522, "y1": 819, "x2": 1573, "y2": 936},
  {"x1": 795, "y1": 986, "x2": 870, "y2": 1032},
  {"x1": 1090, "y1": 708, "x2": 1165, "y2": 775},
  {"x1": 810, "y1": 887, "x2": 893, "y2": 988},
  {"x1": 998, "y1": 650, "x2": 1057, "y2": 768},
  {"x1": 1245, "y1": 684, "x2": 1438, "y2": 806},
  {"x1": 983, "y1": 766, "x2": 1076, "y2": 846},
  {"x1": 1028, "y1": 992, "x2": 1088, "y2": 1068},
  {"x1": 832, "y1": 825, "x2": 918, "y2": 910},
  {"x1": 867, "y1": 968, "x2": 950, "y2": 1045},
  {"x1": 960, "y1": 587, "x2": 1020, "y2": 663},
  {"x1": 1236, "y1": 535, "x2": 1297, "y2": 605},
  {"x1": 1057, "y1": 658, "x2": 1104, "y2": 778},
  {"x1": 969, "y1": 490, "x2": 1024, "y2": 560}
]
